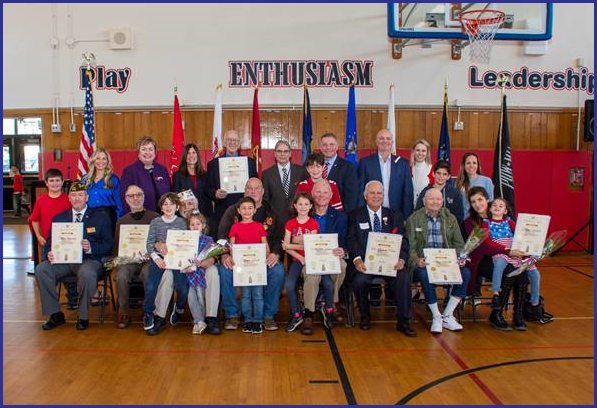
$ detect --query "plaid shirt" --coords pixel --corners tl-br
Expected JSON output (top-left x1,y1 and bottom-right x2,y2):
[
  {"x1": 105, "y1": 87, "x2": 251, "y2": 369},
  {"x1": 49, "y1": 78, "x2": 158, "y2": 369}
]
[
  {"x1": 425, "y1": 211, "x2": 444, "y2": 249},
  {"x1": 186, "y1": 234, "x2": 214, "y2": 288}
]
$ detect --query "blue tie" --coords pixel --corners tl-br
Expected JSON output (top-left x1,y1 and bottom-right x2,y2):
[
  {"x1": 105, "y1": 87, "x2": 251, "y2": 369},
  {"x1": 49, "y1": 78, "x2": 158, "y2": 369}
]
[{"x1": 373, "y1": 213, "x2": 381, "y2": 233}]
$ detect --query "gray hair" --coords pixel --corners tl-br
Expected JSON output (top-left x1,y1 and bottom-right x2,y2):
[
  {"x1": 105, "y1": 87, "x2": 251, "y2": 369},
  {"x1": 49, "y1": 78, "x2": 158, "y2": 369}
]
[
  {"x1": 274, "y1": 139, "x2": 291, "y2": 151},
  {"x1": 363, "y1": 180, "x2": 384, "y2": 198}
]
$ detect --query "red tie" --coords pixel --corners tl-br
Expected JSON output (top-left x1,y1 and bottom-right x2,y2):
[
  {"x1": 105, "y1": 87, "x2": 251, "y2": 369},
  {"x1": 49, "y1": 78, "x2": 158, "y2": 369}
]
[{"x1": 322, "y1": 162, "x2": 329, "y2": 179}]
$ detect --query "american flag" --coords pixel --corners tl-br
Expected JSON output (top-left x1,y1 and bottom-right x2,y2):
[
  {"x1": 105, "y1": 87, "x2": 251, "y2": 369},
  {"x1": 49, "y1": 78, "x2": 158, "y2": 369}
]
[{"x1": 77, "y1": 68, "x2": 96, "y2": 178}]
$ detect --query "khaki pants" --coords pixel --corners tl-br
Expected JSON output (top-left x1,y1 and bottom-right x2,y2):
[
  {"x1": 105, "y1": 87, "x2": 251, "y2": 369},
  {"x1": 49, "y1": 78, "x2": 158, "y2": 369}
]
[{"x1": 302, "y1": 259, "x2": 346, "y2": 312}]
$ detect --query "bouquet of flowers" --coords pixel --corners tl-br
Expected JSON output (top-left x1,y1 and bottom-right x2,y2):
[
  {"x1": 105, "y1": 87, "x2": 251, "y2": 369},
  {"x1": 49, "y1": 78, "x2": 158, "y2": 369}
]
[
  {"x1": 507, "y1": 230, "x2": 568, "y2": 277},
  {"x1": 103, "y1": 255, "x2": 145, "y2": 272},
  {"x1": 195, "y1": 239, "x2": 231, "y2": 263},
  {"x1": 458, "y1": 225, "x2": 489, "y2": 261}
]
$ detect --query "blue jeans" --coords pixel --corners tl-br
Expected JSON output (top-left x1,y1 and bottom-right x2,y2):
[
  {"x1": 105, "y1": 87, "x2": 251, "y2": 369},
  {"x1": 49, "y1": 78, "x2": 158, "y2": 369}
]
[
  {"x1": 241, "y1": 286, "x2": 264, "y2": 323},
  {"x1": 285, "y1": 261, "x2": 303, "y2": 315},
  {"x1": 218, "y1": 261, "x2": 285, "y2": 319},
  {"x1": 527, "y1": 266, "x2": 540, "y2": 304},
  {"x1": 491, "y1": 257, "x2": 509, "y2": 293},
  {"x1": 414, "y1": 266, "x2": 471, "y2": 304},
  {"x1": 144, "y1": 261, "x2": 188, "y2": 314}
]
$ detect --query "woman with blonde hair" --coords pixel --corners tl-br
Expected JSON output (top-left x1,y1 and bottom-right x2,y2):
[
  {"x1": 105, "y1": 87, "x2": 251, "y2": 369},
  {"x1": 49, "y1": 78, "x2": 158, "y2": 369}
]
[
  {"x1": 83, "y1": 147, "x2": 123, "y2": 229},
  {"x1": 456, "y1": 152, "x2": 494, "y2": 219},
  {"x1": 410, "y1": 139, "x2": 433, "y2": 206}
]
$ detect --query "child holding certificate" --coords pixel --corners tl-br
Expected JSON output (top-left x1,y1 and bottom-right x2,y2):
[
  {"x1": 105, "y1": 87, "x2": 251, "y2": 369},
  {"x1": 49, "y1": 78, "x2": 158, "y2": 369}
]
[
  {"x1": 229, "y1": 197, "x2": 269, "y2": 334},
  {"x1": 184, "y1": 212, "x2": 215, "y2": 335},
  {"x1": 281, "y1": 192, "x2": 321, "y2": 332},
  {"x1": 483, "y1": 198, "x2": 541, "y2": 330}
]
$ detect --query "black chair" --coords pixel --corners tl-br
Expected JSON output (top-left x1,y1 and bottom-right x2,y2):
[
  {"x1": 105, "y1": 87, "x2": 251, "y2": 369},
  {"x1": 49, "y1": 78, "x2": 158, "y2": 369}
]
[{"x1": 57, "y1": 267, "x2": 116, "y2": 323}]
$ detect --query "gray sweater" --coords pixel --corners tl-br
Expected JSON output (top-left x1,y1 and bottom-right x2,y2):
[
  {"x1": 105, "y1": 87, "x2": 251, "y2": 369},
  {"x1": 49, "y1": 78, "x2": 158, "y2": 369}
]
[{"x1": 146, "y1": 215, "x2": 188, "y2": 260}]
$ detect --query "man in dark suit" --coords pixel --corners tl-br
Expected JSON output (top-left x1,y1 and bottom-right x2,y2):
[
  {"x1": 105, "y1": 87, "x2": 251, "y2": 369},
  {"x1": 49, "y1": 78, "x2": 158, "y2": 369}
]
[
  {"x1": 320, "y1": 132, "x2": 359, "y2": 213},
  {"x1": 205, "y1": 129, "x2": 258, "y2": 230},
  {"x1": 347, "y1": 180, "x2": 415, "y2": 336},
  {"x1": 35, "y1": 181, "x2": 114, "y2": 331},
  {"x1": 357, "y1": 129, "x2": 414, "y2": 219},
  {"x1": 262, "y1": 139, "x2": 308, "y2": 226}
]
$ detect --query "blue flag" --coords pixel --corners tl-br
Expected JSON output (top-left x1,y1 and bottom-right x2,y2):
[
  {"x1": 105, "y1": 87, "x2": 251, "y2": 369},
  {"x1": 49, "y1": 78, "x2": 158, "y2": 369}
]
[
  {"x1": 301, "y1": 86, "x2": 313, "y2": 164},
  {"x1": 437, "y1": 87, "x2": 451, "y2": 163},
  {"x1": 345, "y1": 85, "x2": 358, "y2": 166}
]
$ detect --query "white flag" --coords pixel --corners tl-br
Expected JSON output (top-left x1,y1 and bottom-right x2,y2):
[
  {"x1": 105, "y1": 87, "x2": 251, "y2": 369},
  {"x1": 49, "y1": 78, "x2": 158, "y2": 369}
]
[
  {"x1": 212, "y1": 84, "x2": 223, "y2": 158},
  {"x1": 387, "y1": 84, "x2": 396, "y2": 155}
]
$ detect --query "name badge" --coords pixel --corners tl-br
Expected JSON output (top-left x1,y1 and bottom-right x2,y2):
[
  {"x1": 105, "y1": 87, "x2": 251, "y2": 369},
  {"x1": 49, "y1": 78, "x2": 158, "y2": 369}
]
[
  {"x1": 415, "y1": 227, "x2": 422, "y2": 232},
  {"x1": 86, "y1": 227, "x2": 96, "y2": 234},
  {"x1": 359, "y1": 223, "x2": 370, "y2": 230}
]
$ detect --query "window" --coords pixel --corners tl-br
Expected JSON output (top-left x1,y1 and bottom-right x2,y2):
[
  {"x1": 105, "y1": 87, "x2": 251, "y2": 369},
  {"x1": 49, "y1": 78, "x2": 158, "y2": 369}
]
[
  {"x1": 22, "y1": 144, "x2": 40, "y2": 173},
  {"x1": 3, "y1": 117, "x2": 42, "y2": 175},
  {"x1": 17, "y1": 118, "x2": 42, "y2": 135},
  {"x1": 3, "y1": 146, "x2": 10, "y2": 173},
  {"x1": 3, "y1": 119, "x2": 15, "y2": 135}
]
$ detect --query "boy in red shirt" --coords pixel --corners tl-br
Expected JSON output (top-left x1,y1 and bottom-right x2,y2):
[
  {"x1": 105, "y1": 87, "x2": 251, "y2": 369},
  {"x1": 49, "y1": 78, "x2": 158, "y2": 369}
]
[
  {"x1": 296, "y1": 153, "x2": 344, "y2": 212},
  {"x1": 11, "y1": 165, "x2": 29, "y2": 217}
]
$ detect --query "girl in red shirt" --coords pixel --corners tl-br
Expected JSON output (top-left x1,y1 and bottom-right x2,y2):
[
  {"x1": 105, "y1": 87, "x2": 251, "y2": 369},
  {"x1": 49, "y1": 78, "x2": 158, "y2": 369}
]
[{"x1": 282, "y1": 192, "x2": 319, "y2": 332}]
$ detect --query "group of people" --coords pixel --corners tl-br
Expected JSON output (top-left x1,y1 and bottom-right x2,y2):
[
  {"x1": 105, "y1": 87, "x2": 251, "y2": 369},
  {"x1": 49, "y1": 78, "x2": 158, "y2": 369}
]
[{"x1": 32, "y1": 129, "x2": 547, "y2": 337}]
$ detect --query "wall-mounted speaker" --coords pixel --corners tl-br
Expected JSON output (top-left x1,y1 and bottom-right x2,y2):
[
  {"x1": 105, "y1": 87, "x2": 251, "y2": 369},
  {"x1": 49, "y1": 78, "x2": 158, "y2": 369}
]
[
  {"x1": 584, "y1": 99, "x2": 594, "y2": 142},
  {"x1": 109, "y1": 28, "x2": 132, "y2": 50}
]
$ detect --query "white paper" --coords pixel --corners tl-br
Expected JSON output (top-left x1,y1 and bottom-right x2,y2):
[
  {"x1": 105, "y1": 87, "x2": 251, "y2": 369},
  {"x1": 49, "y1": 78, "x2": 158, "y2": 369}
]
[
  {"x1": 364, "y1": 232, "x2": 402, "y2": 277},
  {"x1": 423, "y1": 248, "x2": 463, "y2": 285},
  {"x1": 232, "y1": 243, "x2": 267, "y2": 287},
  {"x1": 51, "y1": 222, "x2": 84, "y2": 264},
  {"x1": 118, "y1": 224, "x2": 150, "y2": 258},
  {"x1": 164, "y1": 229, "x2": 200, "y2": 270},
  {"x1": 510, "y1": 213, "x2": 551, "y2": 257},
  {"x1": 303, "y1": 233, "x2": 341, "y2": 275},
  {"x1": 218, "y1": 156, "x2": 249, "y2": 194}
]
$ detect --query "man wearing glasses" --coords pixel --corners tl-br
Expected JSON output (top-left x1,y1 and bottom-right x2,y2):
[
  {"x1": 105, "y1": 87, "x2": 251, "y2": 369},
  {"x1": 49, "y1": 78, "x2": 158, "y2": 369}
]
[
  {"x1": 262, "y1": 139, "x2": 308, "y2": 225},
  {"x1": 112, "y1": 185, "x2": 159, "y2": 329}
]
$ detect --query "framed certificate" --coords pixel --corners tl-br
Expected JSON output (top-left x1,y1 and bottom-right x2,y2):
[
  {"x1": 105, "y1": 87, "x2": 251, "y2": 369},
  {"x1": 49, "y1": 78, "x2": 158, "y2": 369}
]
[
  {"x1": 423, "y1": 248, "x2": 462, "y2": 285},
  {"x1": 304, "y1": 233, "x2": 341, "y2": 275},
  {"x1": 118, "y1": 224, "x2": 150, "y2": 258},
  {"x1": 219, "y1": 156, "x2": 249, "y2": 194},
  {"x1": 51, "y1": 222, "x2": 83, "y2": 264},
  {"x1": 364, "y1": 232, "x2": 402, "y2": 277},
  {"x1": 164, "y1": 230, "x2": 200, "y2": 270},
  {"x1": 232, "y1": 243, "x2": 267, "y2": 287},
  {"x1": 511, "y1": 213, "x2": 551, "y2": 257}
]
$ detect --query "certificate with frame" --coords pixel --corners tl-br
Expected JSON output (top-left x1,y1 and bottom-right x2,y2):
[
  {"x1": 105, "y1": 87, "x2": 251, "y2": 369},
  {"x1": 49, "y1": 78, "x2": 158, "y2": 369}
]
[
  {"x1": 51, "y1": 222, "x2": 84, "y2": 264},
  {"x1": 423, "y1": 248, "x2": 462, "y2": 285},
  {"x1": 364, "y1": 232, "x2": 402, "y2": 277},
  {"x1": 510, "y1": 213, "x2": 551, "y2": 257},
  {"x1": 304, "y1": 233, "x2": 341, "y2": 275},
  {"x1": 118, "y1": 224, "x2": 150, "y2": 258},
  {"x1": 164, "y1": 230, "x2": 200, "y2": 270},
  {"x1": 232, "y1": 243, "x2": 267, "y2": 287},
  {"x1": 218, "y1": 156, "x2": 249, "y2": 194}
]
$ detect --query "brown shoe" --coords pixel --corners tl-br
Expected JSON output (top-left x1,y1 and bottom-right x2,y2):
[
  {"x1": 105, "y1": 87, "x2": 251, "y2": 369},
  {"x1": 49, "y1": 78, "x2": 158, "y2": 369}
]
[
  {"x1": 117, "y1": 314, "x2": 130, "y2": 329},
  {"x1": 301, "y1": 316, "x2": 314, "y2": 335},
  {"x1": 359, "y1": 316, "x2": 371, "y2": 330},
  {"x1": 333, "y1": 303, "x2": 345, "y2": 323}
]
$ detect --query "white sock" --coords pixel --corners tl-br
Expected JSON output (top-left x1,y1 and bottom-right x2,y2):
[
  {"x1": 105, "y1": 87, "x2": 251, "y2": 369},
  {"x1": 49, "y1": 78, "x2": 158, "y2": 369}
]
[
  {"x1": 443, "y1": 296, "x2": 461, "y2": 317},
  {"x1": 428, "y1": 302, "x2": 441, "y2": 318}
]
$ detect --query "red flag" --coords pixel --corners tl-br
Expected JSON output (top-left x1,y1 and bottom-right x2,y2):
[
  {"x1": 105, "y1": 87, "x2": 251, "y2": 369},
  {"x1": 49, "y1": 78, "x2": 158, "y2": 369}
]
[
  {"x1": 251, "y1": 87, "x2": 261, "y2": 172},
  {"x1": 170, "y1": 93, "x2": 185, "y2": 178}
]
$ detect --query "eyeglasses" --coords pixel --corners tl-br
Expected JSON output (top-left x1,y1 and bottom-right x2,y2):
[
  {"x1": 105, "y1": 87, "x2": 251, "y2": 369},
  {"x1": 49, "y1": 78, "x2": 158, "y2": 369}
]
[{"x1": 126, "y1": 193, "x2": 144, "y2": 199}]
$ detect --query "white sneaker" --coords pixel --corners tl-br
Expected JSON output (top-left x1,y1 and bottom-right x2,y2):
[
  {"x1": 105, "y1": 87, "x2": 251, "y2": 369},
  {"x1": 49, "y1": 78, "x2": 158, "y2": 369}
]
[
  {"x1": 430, "y1": 315, "x2": 443, "y2": 333},
  {"x1": 192, "y1": 321, "x2": 207, "y2": 335},
  {"x1": 442, "y1": 315, "x2": 463, "y2": 331}
]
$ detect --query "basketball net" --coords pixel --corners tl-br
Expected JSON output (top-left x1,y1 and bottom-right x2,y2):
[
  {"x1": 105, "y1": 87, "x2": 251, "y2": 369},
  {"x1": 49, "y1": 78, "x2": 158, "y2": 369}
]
[{"x1": 460, "y1": 9, "x2": 505, "y2": 64}]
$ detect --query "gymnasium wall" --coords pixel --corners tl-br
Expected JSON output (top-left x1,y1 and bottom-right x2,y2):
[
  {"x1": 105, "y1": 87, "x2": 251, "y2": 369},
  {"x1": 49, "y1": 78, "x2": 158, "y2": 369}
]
[{"x1": 2, "y1": 3, "x2": 594, "y2": 108}]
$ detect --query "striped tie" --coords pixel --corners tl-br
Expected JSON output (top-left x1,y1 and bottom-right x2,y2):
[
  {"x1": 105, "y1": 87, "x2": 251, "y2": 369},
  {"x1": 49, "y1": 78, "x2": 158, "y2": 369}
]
[
  {"x1": 322, "y1": 162, "x2": 329, "y2": 179},
  {"x1": 282, "y1": 167, "x2": 290, "y2": 197}
]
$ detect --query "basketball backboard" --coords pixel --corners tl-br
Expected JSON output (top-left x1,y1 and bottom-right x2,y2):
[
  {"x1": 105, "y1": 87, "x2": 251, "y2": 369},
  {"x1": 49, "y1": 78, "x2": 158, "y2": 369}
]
[{"x1": 388, "y1": 3, "x2": 553, "y2": 41}]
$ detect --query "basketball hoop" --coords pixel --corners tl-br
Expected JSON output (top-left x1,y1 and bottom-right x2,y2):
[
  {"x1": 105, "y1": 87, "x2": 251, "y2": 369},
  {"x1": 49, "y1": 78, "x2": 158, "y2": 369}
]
[{"x1": 459, "y1": 9, "x2": 506, "y2": 64}]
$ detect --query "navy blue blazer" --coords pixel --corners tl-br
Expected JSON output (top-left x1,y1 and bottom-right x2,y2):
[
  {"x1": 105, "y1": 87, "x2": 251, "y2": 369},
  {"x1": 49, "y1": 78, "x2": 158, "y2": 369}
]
[
  {"x1": 357, "y1": 153, "x2": 414, "y2": 219},
  {"x1": 326, "y1": 156, "x2": 359, "y2": 213},
  {"x1": 347, "y1": 206, "x2": 409, "y2": 264},
  {"x1": 172, "y1": 170, "x2": 213, "y2": 218},
  {"x1": 43, "y1": 208, "x2": 114, "y2": 262},
  {"x1": 318, "y1": 207, "x2": 348, "y2": 250}
]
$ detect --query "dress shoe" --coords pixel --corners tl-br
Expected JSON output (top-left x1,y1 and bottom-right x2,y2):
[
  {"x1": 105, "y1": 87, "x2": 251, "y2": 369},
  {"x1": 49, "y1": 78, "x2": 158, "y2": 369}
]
[
  {"x1": 75, "y1": 318, "x2": 89, "y2": 330},
  {"x1": 396, "y1": 321, "x2": 417, "y2": 337},
  {"x1": 301, "y1": 316, "x2": 313, "y2": 335},
  {"x1": 42, "y1": 312, "x2": 66, "y2": 330},
  {"x1": 359, "y1": 316, "x2": 371, "y2": 330},
  {"x1": 117, "y1": 314, "x2": 131, "y2": 329},
  {"x1": 147, "y1": 316, "x2": 166, "y2": 336},
  {"x1": 206, "y1": 317, "x2": 222, "y2": 335}
]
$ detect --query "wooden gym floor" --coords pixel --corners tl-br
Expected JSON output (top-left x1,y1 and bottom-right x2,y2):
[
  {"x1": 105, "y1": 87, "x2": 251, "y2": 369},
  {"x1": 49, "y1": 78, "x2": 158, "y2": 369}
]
[{"x1": 3, "y1": 224, "x2": 594, "y2": 405}]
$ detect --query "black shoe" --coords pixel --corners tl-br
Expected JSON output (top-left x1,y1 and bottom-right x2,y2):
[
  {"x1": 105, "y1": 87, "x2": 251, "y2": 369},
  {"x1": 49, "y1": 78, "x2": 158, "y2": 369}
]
[
  {"x1": 147, "y1": 316, "x2": 166, "y2": 336},
  {"x1": 42, "y1": 312, "x2": 66, "y2": 330},
  {"x1": 512, "y1": 313, "x2": 527, "y2": 331},
  {"x1": 323, "y1": 312, "x2": 334, "y2": 330},
  {"x1": 75, "y1": 318, "x2": 89, "y2": 330},
  {"x1": 359, "y1": 316, "x2": 371, "y2": 330},
  {"x1": 206, "y1": 317, "x2": 222, "y2": 335},
  {"x1": 252, "y1": 322, "x2": 264, "y2": 334},
  {"x1": 242, "y1": 322, "x2": 253, "y2": 333},
  {"x1": 396, "y1": 321, "x2": 417, "y2": 337},
  {"x1": 285, "y1": 315, "x2": 303, "y2": 332}
]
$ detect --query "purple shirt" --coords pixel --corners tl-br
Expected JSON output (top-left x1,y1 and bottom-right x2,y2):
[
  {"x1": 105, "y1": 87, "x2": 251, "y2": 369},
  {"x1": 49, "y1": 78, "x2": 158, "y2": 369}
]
[{"x1": 121, "y1": 159, "x2": 171, "y2": 213}]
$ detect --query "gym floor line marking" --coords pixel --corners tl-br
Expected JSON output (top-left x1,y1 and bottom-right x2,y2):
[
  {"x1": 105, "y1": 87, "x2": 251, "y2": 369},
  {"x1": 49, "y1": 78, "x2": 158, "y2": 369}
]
[
  {"x1": 325, "y1": 327, "x2": 357, "y2": 405},
  {"x1": 414, "y1": 310, "x2": 503, "y2": 405},
  {"x1": 396, "y1": 356, "x2": 595, "y2": 405},
  {"x1": 563, "y1": 266, "x2": 594, "y2": 279}
]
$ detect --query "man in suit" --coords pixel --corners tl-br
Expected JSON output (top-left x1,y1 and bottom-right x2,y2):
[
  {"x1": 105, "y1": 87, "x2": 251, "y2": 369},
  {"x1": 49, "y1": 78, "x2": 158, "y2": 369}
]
[
  {"x1": 347, "y1": 180, "x2": 415, "y2": 336},
  {"x1": 357, "y1": 128, "x2": 414, "y2": 219},
  {"x1": 206, "y1": 129, "x2": 258, "y2": 230},
  {"x1": 35, "y1": 181, "x2": 114, "y2": 331},
  {"x1": 262, "y1": 139, "x2": 308, "y2": 226},
  {"x1": 320, "y1": 132, "x2": 359, "y2": 213}
]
